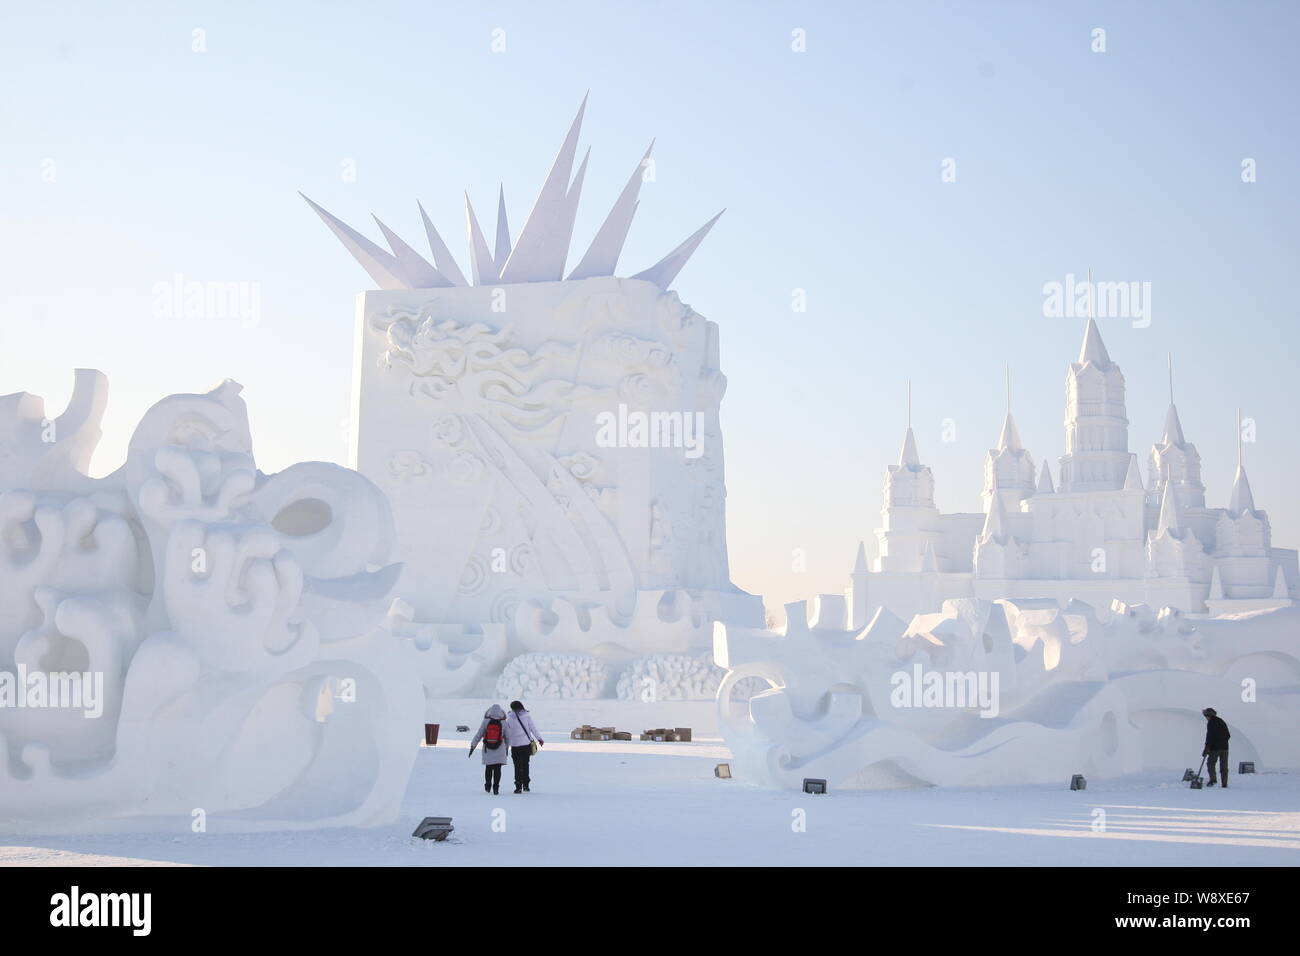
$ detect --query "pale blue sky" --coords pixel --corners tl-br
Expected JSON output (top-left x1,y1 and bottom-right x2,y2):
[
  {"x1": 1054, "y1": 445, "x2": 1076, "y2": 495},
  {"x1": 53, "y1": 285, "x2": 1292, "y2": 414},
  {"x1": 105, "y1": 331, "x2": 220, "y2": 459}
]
[{"x1": 2, "y1": 0, "x2": 1296, "y2": 609}]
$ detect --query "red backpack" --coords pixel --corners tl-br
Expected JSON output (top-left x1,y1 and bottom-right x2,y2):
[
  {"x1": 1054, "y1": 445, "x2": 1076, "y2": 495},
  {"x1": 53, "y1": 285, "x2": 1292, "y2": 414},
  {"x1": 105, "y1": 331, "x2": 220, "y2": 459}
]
[{"x1": 484, "y1": 718, "x2": 503, "y2": 750}]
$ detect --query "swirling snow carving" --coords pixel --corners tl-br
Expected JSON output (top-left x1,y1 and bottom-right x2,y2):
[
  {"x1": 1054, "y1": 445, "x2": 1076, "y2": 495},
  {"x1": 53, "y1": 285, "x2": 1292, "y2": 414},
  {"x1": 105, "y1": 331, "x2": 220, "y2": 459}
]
[
  {"x1": 715, "y1": 594, "x2": 1300, "y2": 790},
  {"x1": 0, "y1": 371, "x2": 438, "y2": 832}
]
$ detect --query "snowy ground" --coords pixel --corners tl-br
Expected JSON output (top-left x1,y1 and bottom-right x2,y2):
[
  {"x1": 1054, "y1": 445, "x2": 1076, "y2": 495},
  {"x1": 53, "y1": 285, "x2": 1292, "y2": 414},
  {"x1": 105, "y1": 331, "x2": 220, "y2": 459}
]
[{"x1": 2, "y1": 700, "x2": 1297, "y2": 866}]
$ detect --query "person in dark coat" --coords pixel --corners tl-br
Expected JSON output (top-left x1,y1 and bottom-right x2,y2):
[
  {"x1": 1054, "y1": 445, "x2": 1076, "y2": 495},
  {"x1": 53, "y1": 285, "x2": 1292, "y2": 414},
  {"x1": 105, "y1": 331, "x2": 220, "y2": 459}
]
[{"x1": 1202, "y1": 707, "x2": 1231, "y2": 788}]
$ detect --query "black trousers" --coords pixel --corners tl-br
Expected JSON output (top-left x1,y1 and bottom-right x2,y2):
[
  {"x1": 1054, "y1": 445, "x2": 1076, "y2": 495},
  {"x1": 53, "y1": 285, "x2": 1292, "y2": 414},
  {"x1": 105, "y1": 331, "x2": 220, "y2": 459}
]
[
  {"x1": 484, "y1": 763, "x2": 502, "y2": 791},
  {"x1": 1207, "y1": 749, "x2": 1229, "y2": 785},
  {"x1": 510, "y1": 745, "x2": 532, "y2": 789}
]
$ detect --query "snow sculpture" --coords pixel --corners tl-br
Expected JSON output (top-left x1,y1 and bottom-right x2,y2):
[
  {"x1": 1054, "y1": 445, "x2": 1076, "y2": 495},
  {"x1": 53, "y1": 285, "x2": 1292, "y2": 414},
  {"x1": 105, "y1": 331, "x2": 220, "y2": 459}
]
[
  {"x1": 0, "y1": 372, "x2": 431, "y2": 832},
  {"x1": 495, "y1": 652, "x2": 610, "y2": 700},
  {"x1": 304, "y1": 98, "x2": 763, "y2": 695},
  {"x1": 852, "y1": 321, "x2": 1297, "y2": 624},
  {"x1": 616, "y1": 652, "x2": 766, "y2": 702},
  {"x1": 715, "y1": 598, "x2": 1300, "y2": 790}
]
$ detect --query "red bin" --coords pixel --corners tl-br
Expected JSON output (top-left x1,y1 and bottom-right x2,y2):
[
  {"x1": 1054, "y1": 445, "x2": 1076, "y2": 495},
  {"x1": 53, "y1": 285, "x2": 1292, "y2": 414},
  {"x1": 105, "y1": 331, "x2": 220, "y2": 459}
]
[{"x1": 424, "y1": 723, "x2": 440, "y2": 746}]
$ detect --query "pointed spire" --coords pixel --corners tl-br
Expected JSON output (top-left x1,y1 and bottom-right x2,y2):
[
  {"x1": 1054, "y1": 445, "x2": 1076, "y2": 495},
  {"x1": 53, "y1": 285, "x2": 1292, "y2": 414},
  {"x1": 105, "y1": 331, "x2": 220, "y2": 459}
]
[
  {"x1": 897, "y1": 380, "x2": 921, "y2": 467},
  {"x1": 1229, "y1": 465, "x2": 1255, "y2": 514},
  {"x1": 568, "y1": 140, "x2": 654, "y2": 280},
  {"x1": 899, "y1": 427, "x2": 920, "y2": 467},
  {"x1": 853, "y1": 541, "x2": 868, "y2": 574},
  {"x1": 981, "y1": 491, "x2": 1007, "y2": 542},
  {"x1": 418, "y1": 202, "x2": 468, "y2": 287},
  {"x1": 373, "y1": 215, "x2": 450, "y2": 288},
  {"x1": 1272, "y1": 566, "x2": 1289, "y2": 600},
  {"x1": 631, "y1": 210, "x2": 724, "y2": 290},
  {"x1": 996, "y1": 412, "x2": 1022, "y2": 452},
  {"x1": 464, "y1": 192, "x2": 497, "y2": 285},
  {"x1": 1123, "y1": 454, "x2": 1144, "y2": 491},
  {"x1": 1161, "y1": 403, "x2": 1187, "y2": 447},
  {"x1": 499, "y1": 93, "x2": 588, "y2": 283},
  {"x1": 1209, "y1": 564, "x2": 1224, "y2": 600},
  {"x1": 1078, "y1": 317, "x2": 1112, "y2": 370},
  {"x1": 1037, "y1": 461, "x2": 1055, "y2": 494},
  {"x1": 1156, "y1": 479, "x2": 1181, "y2": 535},
  {"x1": 493, "y1": 185, "x2": 512, "y2": 267},
  {"x1": 300, "y1": 194, "x2": 410, "y2": 290},
  {"x1": 553, "y1": 147, "x2": 590, "y2": 279},
  {"x1": 996, "y1": 365, "x2": 1023, "y2": 452}
]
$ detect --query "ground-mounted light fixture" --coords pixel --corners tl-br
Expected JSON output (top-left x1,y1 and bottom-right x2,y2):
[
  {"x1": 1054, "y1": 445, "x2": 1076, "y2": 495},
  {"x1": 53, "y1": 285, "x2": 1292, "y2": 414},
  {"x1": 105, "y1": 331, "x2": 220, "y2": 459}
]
[{"x1": 412, "y1": 816, "x2": 454, "y2": 841}]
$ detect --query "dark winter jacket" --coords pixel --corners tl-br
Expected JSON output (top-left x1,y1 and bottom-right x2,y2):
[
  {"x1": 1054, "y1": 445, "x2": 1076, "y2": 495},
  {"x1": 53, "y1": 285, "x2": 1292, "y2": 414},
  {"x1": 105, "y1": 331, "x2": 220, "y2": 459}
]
[{"x1": 1204, "y1": 715, "x2": 1231, "y2": 751}]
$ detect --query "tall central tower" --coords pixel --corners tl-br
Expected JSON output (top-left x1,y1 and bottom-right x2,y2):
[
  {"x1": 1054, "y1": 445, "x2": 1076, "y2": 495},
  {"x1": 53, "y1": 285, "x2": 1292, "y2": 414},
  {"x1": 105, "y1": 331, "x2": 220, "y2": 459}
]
[{"x1": 1058, "y1": 318, "x2": 1131, "y2": 492}]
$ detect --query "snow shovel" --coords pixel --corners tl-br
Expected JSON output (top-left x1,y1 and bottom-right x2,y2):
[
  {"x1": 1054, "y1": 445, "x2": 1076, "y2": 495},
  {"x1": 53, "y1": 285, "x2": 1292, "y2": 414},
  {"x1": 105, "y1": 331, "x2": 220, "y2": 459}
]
[{"x1": 1188, "y1": 755, "x2": 1206, "y2": 789}]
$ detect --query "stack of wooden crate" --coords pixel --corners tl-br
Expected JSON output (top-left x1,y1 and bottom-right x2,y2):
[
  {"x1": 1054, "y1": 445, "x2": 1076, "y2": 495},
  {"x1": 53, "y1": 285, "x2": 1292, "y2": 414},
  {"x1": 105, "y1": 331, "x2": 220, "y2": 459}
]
[{"x1": 639, "y1": 727, "x2": 692, "y2": 742}]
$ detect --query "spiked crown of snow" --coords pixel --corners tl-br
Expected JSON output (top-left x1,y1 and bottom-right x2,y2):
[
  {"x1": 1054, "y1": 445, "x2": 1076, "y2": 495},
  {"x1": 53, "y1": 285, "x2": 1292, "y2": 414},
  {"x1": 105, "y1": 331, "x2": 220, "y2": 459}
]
[{"x1": 302, "y1": 95, "x2": 723, "y2": 291}]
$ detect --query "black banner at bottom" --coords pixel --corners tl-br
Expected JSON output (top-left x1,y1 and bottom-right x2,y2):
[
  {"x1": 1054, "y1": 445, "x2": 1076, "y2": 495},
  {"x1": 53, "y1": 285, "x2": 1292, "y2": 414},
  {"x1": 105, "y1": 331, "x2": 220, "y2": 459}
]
[{"x1": 0, "y1": 865, "x2": 1286, "y2": 941}]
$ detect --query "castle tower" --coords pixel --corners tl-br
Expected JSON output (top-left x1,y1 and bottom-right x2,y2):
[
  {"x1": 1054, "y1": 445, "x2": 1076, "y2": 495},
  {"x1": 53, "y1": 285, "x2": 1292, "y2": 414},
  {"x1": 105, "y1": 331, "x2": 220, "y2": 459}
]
[
  {"x1": 1216, "y1": 413, "x2": 1270, "y2": 560},
  {"x1": 973, "y1": 490, "x2": 1021, "y2": 578},
  {"x1": 1059, "y1": 317, "x2": 1131, "y2": 492},
  {"x1": 875, "y1": 389, "x2": 941, "y2": 574},
  {"x1": 1147, "y1": 355, "x2": 1206, "y2": 512},
  {"x1": 1216, "y1": 467, "x2": 1269, "y2": 559},
  {"x1": 1146, "y1": 478, "x2": 1207, "y2": 586},
  {"x1": 982, "y1": 369, "x2": 1035, "y2": 514}
]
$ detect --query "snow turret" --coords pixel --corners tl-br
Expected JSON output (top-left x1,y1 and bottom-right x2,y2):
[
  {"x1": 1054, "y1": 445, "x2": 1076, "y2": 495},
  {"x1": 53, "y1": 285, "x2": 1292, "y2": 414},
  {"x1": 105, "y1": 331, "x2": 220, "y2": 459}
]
[
  {"x1": 973, "y1": 492, "x2": 1020, "y2": 578},
  {"x1": 1147, "y1": 356, "x2": 1205, "y2": 511},
  {"x1": 1147, "y1": 477, "x2": 1206, "y2": 584},
  {"x1": 1037, "y1": 460, "x2": 1055, "y2": 494},
  {"x1": 875, "y1": 393, "x2": 942, "y2": 576},
  {"x1": 1229, "y1": 464, "x2": 1255, "y2": 515},
  {"x1": 982, "y1": 374, "x2": 1036, "y2": 513},
  {"x1": 1078, "y1": 316, "x2": 1112, "y2": 369},
  {"x1": 1059, "y1": 316, "x2": 1130, "y2": 493}
]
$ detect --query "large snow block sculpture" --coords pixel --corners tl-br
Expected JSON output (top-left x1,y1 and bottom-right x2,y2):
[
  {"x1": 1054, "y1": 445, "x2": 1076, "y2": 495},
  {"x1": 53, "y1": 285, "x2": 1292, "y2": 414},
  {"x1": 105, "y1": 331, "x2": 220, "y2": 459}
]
[
  {"x1": 351, "y1": 279, "x2": 760, "y2": 672},
  {"x1": 0, "y1": 372, "x2": 427, "y2": 832},
  {"x1": 307, "y1": 99, "x2": 763, "y2": 691}
]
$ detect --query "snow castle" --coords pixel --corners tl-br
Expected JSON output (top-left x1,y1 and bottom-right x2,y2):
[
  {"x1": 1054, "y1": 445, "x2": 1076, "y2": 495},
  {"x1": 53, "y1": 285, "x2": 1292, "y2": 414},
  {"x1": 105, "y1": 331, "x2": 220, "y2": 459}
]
[{"x1": 850, "y1": 318, "x2": 1297, "y2": 624}]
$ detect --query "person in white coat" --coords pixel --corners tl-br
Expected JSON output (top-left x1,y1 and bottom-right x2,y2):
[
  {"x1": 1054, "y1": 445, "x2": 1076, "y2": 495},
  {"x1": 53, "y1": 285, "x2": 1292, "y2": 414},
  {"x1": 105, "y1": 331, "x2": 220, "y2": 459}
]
[
  {"x1": 468, "y1": 703, "x2": 510, "y2": 795},
  {"x1": 504, "y1": 700, "x2": 545, "y2": 793}
]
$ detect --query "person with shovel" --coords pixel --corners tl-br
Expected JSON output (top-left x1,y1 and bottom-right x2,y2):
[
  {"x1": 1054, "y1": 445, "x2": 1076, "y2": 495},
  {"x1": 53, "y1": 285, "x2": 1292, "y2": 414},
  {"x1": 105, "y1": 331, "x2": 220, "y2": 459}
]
[{"x1": 1202, "y1": 707, "x2": 1231, "y2": 788}]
